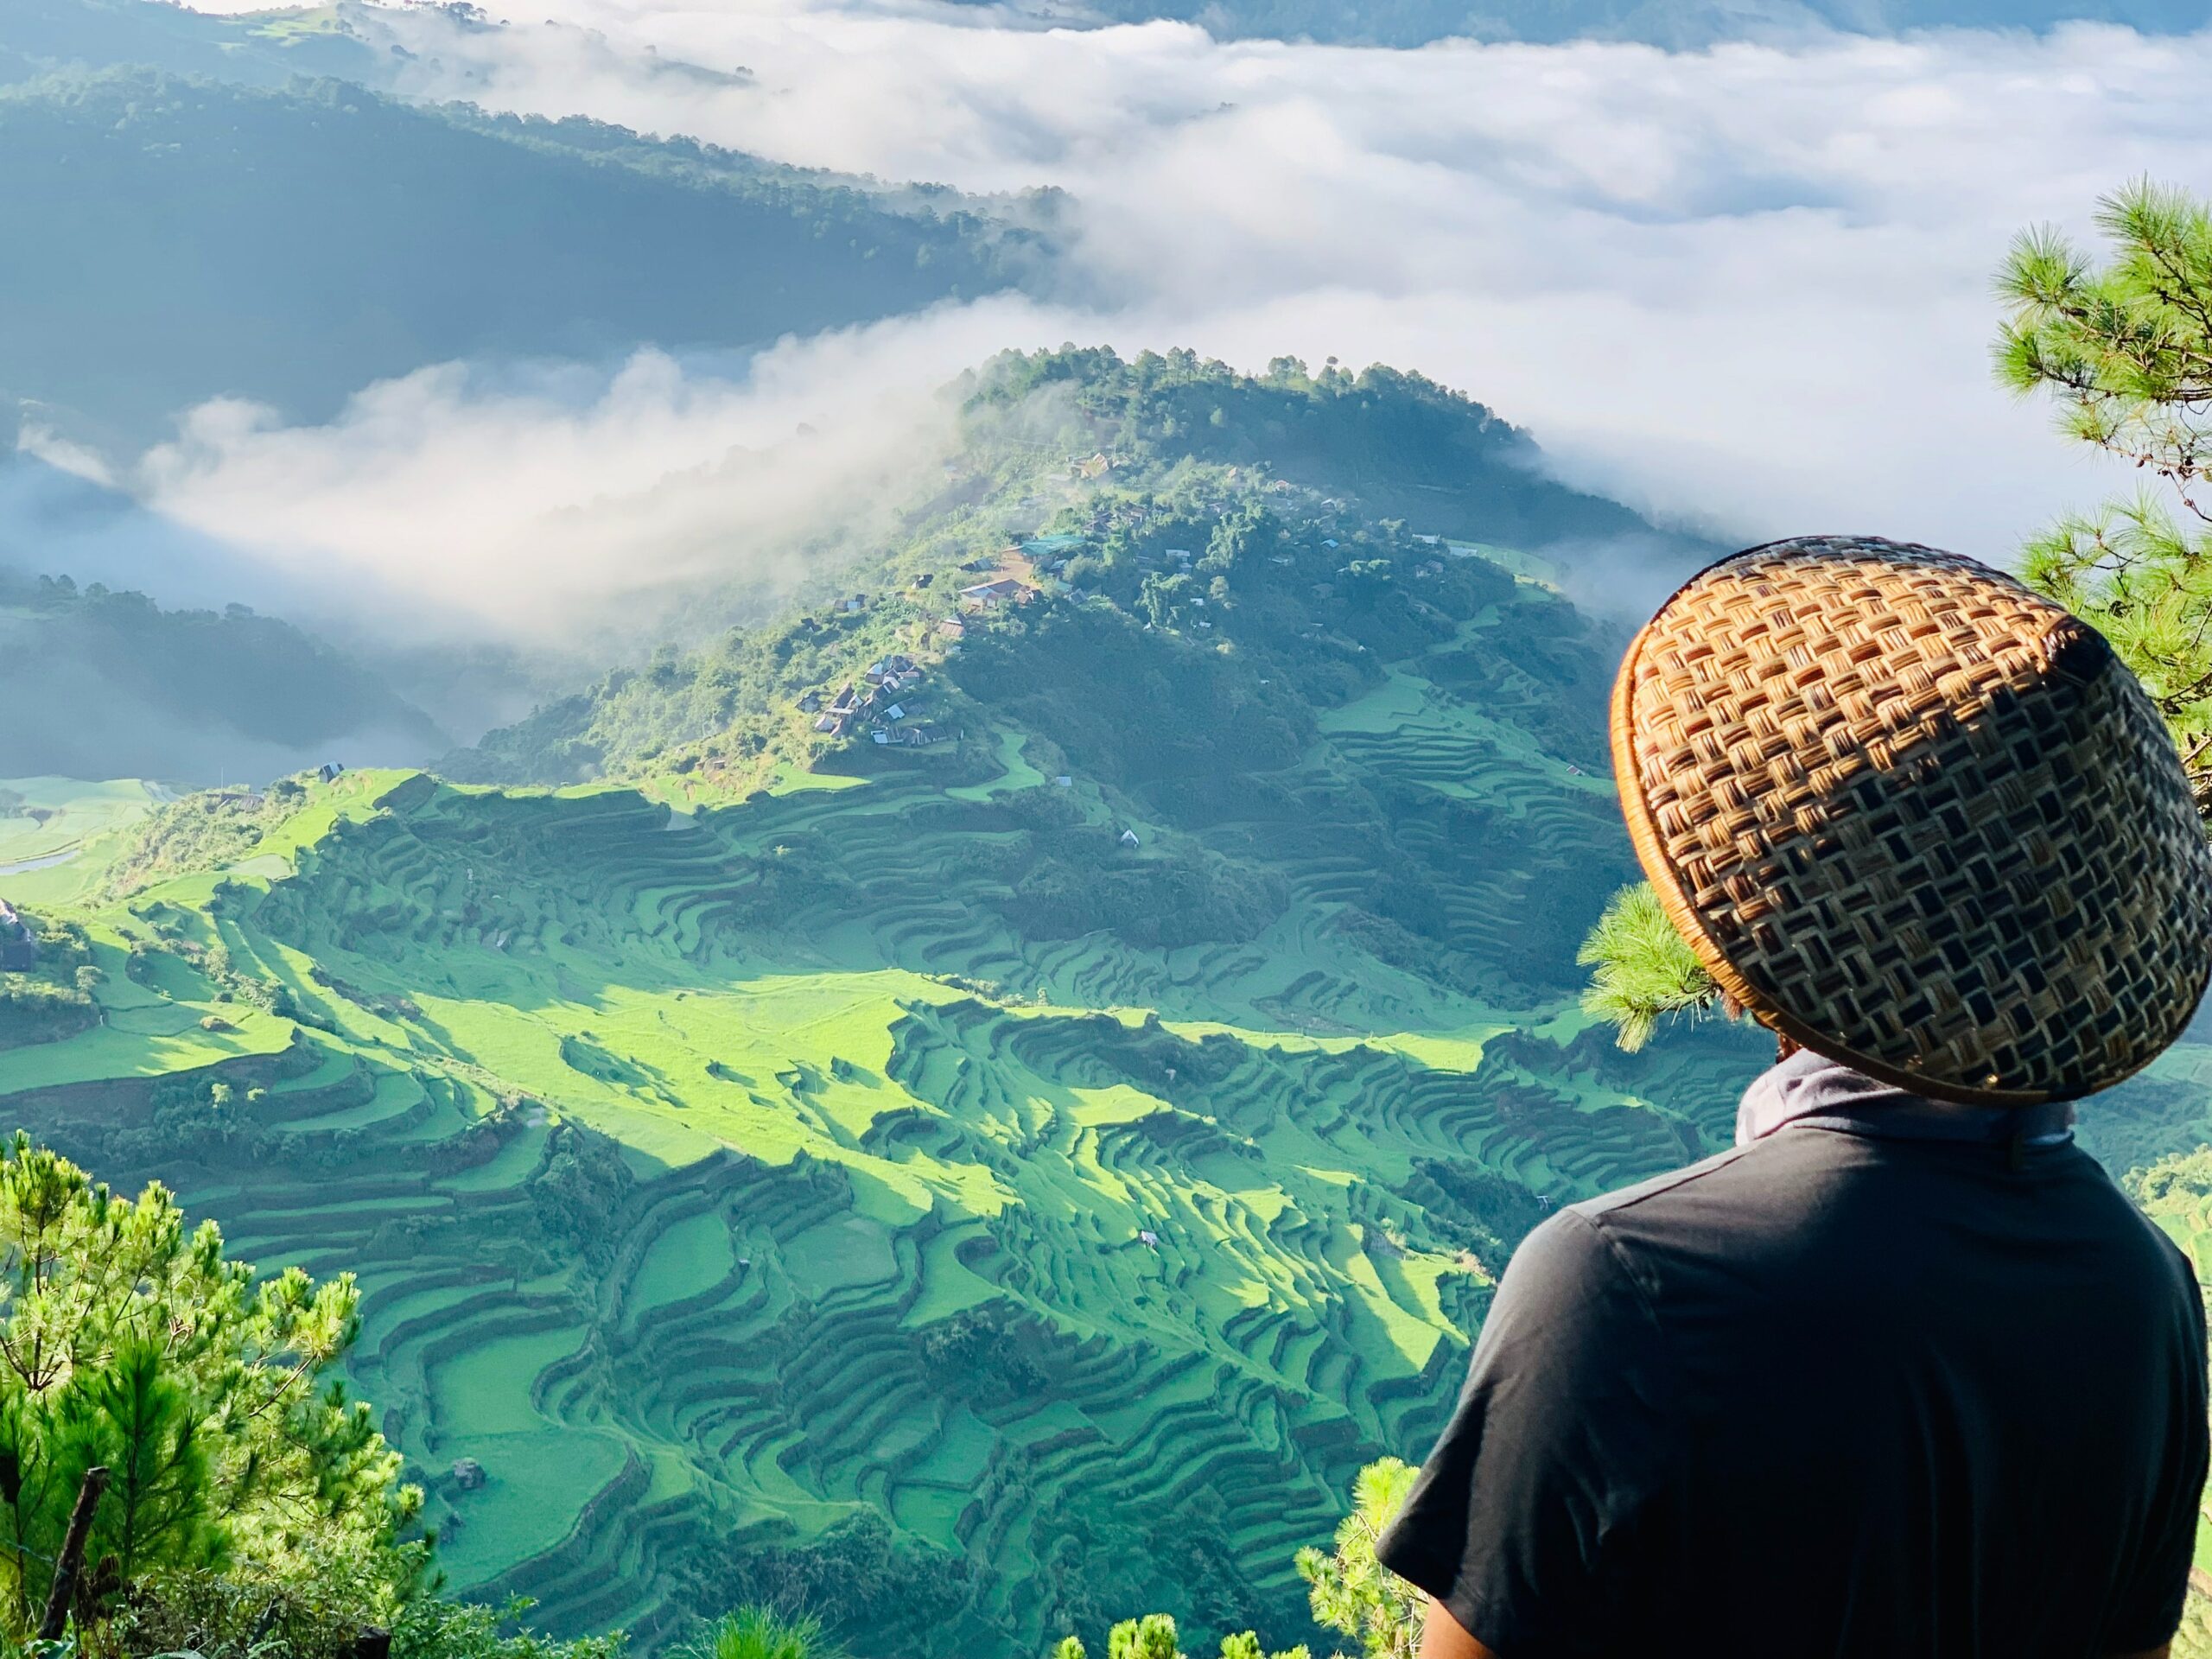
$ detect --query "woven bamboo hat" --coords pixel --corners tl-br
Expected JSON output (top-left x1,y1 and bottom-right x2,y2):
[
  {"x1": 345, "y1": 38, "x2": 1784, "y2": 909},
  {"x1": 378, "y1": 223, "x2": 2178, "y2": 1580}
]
[{"x1": 1612, "y1": 535, "x2": 2212, "y2": 1105}]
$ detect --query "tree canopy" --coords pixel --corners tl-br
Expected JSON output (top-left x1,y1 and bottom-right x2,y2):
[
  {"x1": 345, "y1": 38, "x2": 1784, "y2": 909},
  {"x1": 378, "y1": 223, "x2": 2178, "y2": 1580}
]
[
  {"x1": 0, "y1": 1133, "x2": 417, "y2": 1640},
  {"x1": 1996, "y1": 180, "x2": 2212, "y2": 817}
]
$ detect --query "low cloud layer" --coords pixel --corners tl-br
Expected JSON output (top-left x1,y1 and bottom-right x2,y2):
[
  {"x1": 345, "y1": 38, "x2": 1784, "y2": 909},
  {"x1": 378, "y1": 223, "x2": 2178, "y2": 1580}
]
[
  {"x1": 23, "y1": 302, "x2": 1058, "y2": 648},
  {"x1": 321, "y1": 1, "x2": 2212, "y2": 557},
  {"x1": 100, "y1": 2, "x2": 2212, "y2": 637}
]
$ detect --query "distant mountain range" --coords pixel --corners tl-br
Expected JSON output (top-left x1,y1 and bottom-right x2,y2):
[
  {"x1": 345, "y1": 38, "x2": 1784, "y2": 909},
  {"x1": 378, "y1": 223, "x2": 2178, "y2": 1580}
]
[
  {"x1": 945, "y1": 0, "x2": 2210, "y2": 42},
  {"x1": 0, "y1": 568, "x2": 446, "y2": 780},
  {"x1": 0, "y1": 68, "x2": 1043, "y2": 443},
  {"x1": 0, "y1": 2, "x2": 1052, "y2": 442}
]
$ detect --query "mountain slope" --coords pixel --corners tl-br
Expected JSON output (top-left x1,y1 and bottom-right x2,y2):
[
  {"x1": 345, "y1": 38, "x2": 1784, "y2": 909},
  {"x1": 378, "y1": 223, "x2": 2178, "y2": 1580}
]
[
  {"x1": 454, "y1": 348, "x2": 1683, "y2": 790},
  {"x1": 0, "y1": 0, "x2": 383, "y2": 86},
  {"x1": 947, "y1": 0, "x2": 2212, "y2": 46},
  {"x1": 0, "y1": 569, "x2": 446, "y2": 780},
  {"x1": 0, "y1": 67, "x2": 1040, "y2": 437},
  {"x1": 0, "y1": 350, "x2": 1742, "y2": 1656}
]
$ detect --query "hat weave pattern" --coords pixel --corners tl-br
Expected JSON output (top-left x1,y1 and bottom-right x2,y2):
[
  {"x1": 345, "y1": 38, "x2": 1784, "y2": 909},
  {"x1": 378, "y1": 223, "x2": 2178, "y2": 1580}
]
[{"x1": 1612, "y1": 535, "x2": 2212, "y2": 1104}]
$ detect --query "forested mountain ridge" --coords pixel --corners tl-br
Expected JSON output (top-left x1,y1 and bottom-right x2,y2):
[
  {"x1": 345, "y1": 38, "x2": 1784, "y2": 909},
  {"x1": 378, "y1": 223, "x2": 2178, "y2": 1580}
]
[
  {"x1": 0, "y1": 64, "x2": 1043, "y2": 437},
  {"x1": 0, "y1": 569, "x2": 446, "y2": 780},
  {"x1": 453, "y1": 347, "x2": 1675, "y2": 791},
  {"x1": 948, "y1": 0, "x2": 2212, "y2": 46}
]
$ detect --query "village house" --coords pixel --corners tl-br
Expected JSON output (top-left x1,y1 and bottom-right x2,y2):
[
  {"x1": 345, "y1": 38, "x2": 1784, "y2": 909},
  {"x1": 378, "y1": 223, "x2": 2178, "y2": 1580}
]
[
  {"x1": 937, "y1": 619, "x2": 966, "y2": 641},
  {"x1": 797, "y1": 690, "x2": 824, "y2": 715},
  {"x1": 959, "y1": 577, "x2": 1026, "y2": 611}
]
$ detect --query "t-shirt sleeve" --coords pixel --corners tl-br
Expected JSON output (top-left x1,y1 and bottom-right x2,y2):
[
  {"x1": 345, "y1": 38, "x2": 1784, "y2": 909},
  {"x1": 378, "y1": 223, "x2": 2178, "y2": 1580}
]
[
  {"x1": 2105, "y1": 1256, "x2": 2209, "y2": 1653},
  {"x1": 1373, "y1": 1208, "x2": 1675, "y2": 1657}
]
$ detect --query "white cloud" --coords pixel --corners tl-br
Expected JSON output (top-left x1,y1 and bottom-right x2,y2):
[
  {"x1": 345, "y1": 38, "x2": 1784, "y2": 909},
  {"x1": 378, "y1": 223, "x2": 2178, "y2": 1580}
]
[
  {"x1": 82, "y1": 299, "x2": 1069, "y2": 647},
  {"x1": 159, "y1": 0, "x2": 2212, "y2": 587}
]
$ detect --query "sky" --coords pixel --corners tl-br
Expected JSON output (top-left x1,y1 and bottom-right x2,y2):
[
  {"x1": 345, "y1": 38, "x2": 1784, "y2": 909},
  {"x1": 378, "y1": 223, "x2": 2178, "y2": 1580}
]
[{"x1": 73, "y1": 0, "x2": 2212, "y2": 646}]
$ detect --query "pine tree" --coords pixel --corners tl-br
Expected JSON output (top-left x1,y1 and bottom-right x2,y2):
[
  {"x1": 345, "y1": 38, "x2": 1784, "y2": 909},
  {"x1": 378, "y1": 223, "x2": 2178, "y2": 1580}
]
[
  {"x1": 1995, "y1": 180, "x2": 2212, "y2": 817},
  {"x1": 0, "y1": 1134, "x2": 418, "y2": 1636},
  {"x1": 1574, "y1": 882, "x2": 1721, "y2": 1052},
  {"x1": 1294, "y1": 1459, "x2": 1424, "y2": 1659}
]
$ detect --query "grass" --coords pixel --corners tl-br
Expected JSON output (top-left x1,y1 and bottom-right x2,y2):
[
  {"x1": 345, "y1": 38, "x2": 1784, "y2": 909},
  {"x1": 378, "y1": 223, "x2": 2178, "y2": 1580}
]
[
  {"x1": 0, "y1": 776, "x2": 162, "y2": 902},
  {"x1": 631, "y1": 1209, "x2": 738, "y2": 1311},
  {"x1": 435, "y1": 1428, "x2": 632, "y2": 1588},
  {"x1": 945, "y1": 729, "x2": 1046, "y2": 801}
]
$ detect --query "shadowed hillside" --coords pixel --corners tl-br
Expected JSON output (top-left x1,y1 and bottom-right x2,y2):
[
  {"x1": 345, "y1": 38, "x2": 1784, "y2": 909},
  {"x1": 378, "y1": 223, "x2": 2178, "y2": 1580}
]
[
  {"x1": 0, "y1": 569, "x2": 445, "y2": 780},
  {"x1": 0, "y1": 67, "x2": 1042, "y2": 437}
]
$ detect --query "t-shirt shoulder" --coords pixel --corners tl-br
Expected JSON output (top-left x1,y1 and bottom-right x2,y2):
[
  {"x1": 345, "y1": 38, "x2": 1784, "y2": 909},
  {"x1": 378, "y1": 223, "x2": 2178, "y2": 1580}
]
[
  {"x1": 1569, "y1": 1137, "x2": 1767, "y2": 1223},
  {"x1": 1374, "y1": 1203, "x2": 1681, "y2": 1653}
]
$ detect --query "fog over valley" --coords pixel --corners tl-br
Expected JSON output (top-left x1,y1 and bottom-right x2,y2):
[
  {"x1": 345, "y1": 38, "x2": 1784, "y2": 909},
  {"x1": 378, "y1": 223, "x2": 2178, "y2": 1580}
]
[{"x1": 87, "y1": 0, "x2": 2212, "y2": 573}]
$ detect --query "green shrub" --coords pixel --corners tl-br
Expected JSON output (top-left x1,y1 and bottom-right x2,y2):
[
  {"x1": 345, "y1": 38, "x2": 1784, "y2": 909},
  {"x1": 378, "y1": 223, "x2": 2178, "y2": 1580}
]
[
  {"x1": 1047, "y1": 1614, "x2": 1306, "y2": 1659},
  {"x1": 393, "y1": 1595, "x2": 625, "y2": 1659},
  {"x1": 688, "y1": 1608, "x2": 836, "y2": 1659}
]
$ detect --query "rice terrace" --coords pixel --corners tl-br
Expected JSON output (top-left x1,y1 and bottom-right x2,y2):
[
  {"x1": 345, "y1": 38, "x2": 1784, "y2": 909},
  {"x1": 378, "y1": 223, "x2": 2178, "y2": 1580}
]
[{"x1": 9, "y1": 342, "x2": 2212, "y2": 1658}]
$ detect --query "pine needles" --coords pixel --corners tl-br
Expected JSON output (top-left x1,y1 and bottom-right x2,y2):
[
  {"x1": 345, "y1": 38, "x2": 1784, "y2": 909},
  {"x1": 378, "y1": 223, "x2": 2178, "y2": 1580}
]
[{"x1": 1575, "y1": 883, "x2": 1719, "y2": 1052}]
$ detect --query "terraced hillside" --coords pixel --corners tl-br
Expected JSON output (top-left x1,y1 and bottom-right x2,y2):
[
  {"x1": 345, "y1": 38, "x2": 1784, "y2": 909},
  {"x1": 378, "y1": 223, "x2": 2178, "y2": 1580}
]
[
  {"x1": 2, "y1": 581, "x2": 1762, "y2": 1651},
  {"x1": 11, "y1": 348, "x2": 2204, "y2": 1656}
]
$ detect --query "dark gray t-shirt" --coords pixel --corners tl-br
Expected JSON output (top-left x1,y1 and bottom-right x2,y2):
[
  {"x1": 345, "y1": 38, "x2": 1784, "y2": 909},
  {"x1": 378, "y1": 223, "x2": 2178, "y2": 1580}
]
[{"x1": 1375, "y1": 1119, "x2": 2208, "y2": 1657}]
